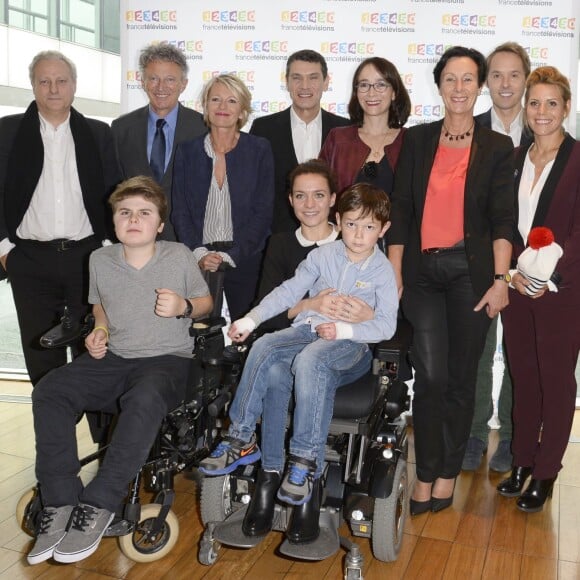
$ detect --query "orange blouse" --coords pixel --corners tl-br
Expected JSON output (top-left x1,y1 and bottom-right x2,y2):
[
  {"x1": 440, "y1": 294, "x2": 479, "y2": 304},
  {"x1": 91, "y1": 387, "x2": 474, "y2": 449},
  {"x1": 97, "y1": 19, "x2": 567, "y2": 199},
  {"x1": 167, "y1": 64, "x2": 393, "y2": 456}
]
[{"x1": 421, "y1": 145, "x2": 470, "y2": 250}]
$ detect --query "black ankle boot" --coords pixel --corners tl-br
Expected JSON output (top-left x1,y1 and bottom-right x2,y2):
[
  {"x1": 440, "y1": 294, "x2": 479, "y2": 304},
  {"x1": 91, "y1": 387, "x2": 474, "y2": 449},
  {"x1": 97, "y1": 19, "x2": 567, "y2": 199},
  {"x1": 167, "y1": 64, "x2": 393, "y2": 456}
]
[
  {"x1": 242, "y1": 469, "x2": 280, "y2": 537},
  {"x1": 516, "y1": 477, "x2": 555, "y2": 513},
  {"x1": 286, "y1": 478, "x2": 321, "y2": 544},
  {"x1": 497, "y1": 466, "x2": 532, "y2": 497}
]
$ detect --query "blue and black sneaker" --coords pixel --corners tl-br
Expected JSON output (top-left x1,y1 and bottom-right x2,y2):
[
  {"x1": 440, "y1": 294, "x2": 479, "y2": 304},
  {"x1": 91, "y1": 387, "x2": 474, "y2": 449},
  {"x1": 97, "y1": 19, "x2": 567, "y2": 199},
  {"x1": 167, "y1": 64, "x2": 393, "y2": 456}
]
[{"x1": 199, "y1": 433, "x2": 261, "y2": 476}]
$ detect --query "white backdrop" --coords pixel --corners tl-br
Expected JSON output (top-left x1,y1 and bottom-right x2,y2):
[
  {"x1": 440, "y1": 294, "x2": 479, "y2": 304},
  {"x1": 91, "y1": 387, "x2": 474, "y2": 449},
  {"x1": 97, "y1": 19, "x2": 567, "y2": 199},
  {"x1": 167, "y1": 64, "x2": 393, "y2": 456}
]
[{"x1": 120, "y1": 0, "x2": 580, "y2": 131}]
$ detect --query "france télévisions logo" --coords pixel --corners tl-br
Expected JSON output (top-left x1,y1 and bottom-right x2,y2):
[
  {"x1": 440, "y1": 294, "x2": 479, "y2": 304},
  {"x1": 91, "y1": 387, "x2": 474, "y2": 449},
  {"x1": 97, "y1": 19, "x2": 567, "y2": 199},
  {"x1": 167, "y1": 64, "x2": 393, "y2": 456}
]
[
  {"x1": 441, "y1": 14, "x2": 496, "y2": 27},
  {"x1": 252, "y1": 100, "x2": 289, "y2": 114},
  {"x1": 281, "y1": 11, "x2": 335, "y2": 24},
  {"x1": 163, "y1": 40, "x2": 203, "y2": 54},
  {"x1": 202, "y1": 70, "x2": 256, "y2": 87},
  {"x1": 202, "y1": 10, "x2": 256, "y2": 23},
  {"x1": 234, "y1": 40, "x2": 288, "y2": 53},
  {"x1": 360, "y1": 12, "x2": 416, "y2": 33},
  {"x1": 125, "y1": 10, "x2": 176, "y2": 22},
  {"x1": 522, "y1": 16, "x2": 575, "y2": 30},
  {"x1": 320, "y1": 42, "x2": 375, "y2": 56}
]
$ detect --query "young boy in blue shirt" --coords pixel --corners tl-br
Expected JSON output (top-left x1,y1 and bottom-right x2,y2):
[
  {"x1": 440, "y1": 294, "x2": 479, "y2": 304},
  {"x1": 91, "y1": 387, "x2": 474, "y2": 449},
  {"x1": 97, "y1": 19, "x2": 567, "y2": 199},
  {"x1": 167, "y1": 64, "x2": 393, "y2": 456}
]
[
  {"x1": 28, "y1": 176, "x2": 212, "y2": 565},
  {"x1": 200, "y1": 182, "x2": 398, "y2": 540}
]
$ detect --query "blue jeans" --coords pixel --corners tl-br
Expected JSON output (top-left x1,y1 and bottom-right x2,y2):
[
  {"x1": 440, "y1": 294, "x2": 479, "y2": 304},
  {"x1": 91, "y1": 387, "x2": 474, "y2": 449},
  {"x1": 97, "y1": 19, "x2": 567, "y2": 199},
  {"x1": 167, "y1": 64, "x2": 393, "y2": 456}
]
[{"x1": 228, "y1": 325, "x2": 371, "y2": 477}]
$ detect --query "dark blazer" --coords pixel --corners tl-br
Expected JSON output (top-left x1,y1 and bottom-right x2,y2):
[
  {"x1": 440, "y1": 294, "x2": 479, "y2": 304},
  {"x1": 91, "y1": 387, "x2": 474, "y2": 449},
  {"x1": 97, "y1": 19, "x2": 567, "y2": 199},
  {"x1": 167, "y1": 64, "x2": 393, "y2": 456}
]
[
  {"x1": 250, "y1": 107, "x2": 350, "y2": 233},
  {"x1": 111, "y1": 103, "x2": 206, "y2": 240},
  {"x1": 475, "y1": 108, "x2": 533, "y2": 149},
  {"x1": 171, "y1": 131, "x2": 275, "y2": 266},
  {"x1": 0, "y1": 102, "x2": 120, "y2": 279},
  {"x1": 512, "y1": 134, "x2": 580, "y2": 306},
  {"x1": 388, "y1": 120, "x2": 515, "y2": 298}
]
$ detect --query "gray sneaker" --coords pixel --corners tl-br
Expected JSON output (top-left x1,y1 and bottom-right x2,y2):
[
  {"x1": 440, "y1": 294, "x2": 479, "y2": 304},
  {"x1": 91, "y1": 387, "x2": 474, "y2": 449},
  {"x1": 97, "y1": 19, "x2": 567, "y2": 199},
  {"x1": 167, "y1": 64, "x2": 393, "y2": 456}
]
[
  {"x1": 489, "y1": 439, "x2": 513, "y2": 473},
  {"x1": 53, "y1": 503, "x2": 114, "y2": 563},
  {"x1": 27, "y1": 505, "x2": 74, "y2": 565},
  {"x1": 277, "y1": 455, "x2": 317, "y2": 506},
  {"x1": 461, "y1": 437, "x2": 487, "y2": 471},
  {"x1": 199, "y1": 433, "x2": 261, "y2": 476}
]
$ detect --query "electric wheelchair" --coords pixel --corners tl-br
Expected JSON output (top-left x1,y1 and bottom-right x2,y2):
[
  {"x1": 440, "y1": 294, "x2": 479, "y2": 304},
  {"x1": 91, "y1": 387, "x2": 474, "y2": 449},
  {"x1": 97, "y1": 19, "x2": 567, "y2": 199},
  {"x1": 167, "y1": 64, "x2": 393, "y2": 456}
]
[
  {"x1": 15, "y1": 305, "x2": 239, "y2": 563},
  {"x1": 197, "y1": 318, "x2": 412, "y2": 579}
]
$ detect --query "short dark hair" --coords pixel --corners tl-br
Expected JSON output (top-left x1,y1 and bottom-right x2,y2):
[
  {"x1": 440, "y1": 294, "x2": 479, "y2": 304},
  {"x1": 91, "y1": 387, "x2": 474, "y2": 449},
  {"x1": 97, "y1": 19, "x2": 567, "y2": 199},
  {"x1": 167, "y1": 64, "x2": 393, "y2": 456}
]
[
  {"x1": 487, "y1": 42, "x2": 531, "y2": 79},
  {"x1": 109, "y1": 176, "x2": 168, "y2": 223},
  {"x1": 285, "y1": 49, "x2": 328, "y2": 79},
  {"x1": 337, "y1": 183, "x2": 391, "y2": 226},
  {"x1": 288, "y1": 159, "x2": 337, "y2": 195},
  {"x1": 139, "y1": 42, "x2": 188, "y2": 78},
  {"x1": 433, "y1": 46, "x2": 486, "y2": 88},
  {"x1": 348, "y1": 57, "x2": 411, "y2": 128}
]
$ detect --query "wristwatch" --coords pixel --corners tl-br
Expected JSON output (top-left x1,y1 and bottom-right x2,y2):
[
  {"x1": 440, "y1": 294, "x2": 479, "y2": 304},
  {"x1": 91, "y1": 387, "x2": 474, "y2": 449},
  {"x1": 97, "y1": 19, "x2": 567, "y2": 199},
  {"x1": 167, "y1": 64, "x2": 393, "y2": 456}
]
[
  {"x1": 176, "y1": 298, "x2": 193, "y2": 319},
  {"x1": 494, "y1": 273, "x2": 512, "y2": 283}
]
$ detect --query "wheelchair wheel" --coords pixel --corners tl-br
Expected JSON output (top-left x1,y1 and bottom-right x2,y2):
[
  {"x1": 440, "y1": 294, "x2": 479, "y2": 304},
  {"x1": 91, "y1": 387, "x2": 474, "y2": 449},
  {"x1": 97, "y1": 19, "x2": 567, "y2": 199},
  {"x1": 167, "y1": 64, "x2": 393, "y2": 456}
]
[
  {"x1": 118, "y1": 503, "x2": 179, "y2": 563},
  {"x1": 371, "y1": 458, "x2": 408, "y2": 562},
  {"x1": 200, "y1": 474, "x2": 235, "y2": 525},
  {"x1": 15, "y1": 488, "x2": 40, "y2": 537}
]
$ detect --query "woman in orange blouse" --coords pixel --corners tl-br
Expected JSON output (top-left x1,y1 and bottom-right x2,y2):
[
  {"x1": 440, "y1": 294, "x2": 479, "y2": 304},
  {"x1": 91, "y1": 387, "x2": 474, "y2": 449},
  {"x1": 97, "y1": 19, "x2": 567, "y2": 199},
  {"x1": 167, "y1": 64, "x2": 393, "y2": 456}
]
[{"x1": 387, "y1": 46, "x2": 514, "y2": 515}]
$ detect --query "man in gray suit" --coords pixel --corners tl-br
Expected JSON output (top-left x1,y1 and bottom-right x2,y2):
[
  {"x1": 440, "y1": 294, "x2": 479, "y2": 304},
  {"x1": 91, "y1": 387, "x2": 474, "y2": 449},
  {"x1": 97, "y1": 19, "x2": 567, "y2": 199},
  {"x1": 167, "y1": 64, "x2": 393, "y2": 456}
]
[{"x1": 112, "y1": 43, "x2": 206, "y2": 240}]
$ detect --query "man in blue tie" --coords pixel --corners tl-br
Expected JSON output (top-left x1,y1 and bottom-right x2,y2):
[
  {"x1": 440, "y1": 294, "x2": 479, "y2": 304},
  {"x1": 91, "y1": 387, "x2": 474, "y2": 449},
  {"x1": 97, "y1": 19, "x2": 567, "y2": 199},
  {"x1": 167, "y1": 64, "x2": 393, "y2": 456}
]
[{"x1": 112, "y1": 43, "x2": 206, "y2": 240}]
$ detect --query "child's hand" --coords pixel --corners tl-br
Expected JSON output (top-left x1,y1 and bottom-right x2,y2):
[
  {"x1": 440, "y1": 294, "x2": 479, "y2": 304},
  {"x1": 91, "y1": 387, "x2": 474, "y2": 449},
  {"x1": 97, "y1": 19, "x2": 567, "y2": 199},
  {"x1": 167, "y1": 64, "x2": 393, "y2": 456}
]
[
  {"x1": 315, "y1": 322, "x2": 337, "y2": 340},
  {"x1": 85, "y1": 328, "x2": 108, "y2": 359},
  {"x1": 155, "y1": 288, "x2": 186, "y2": 318},
  {"x1": 228, "y1": 317, "x2": 256, "y2": 342}
]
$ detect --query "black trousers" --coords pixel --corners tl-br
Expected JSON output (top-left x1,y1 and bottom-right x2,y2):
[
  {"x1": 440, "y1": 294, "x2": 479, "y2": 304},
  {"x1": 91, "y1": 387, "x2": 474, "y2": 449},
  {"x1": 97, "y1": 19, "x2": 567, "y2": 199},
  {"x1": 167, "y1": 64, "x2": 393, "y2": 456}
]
[
  {"x1": 6, "y1": 237, "x2": 99, "y2": 384},
  {"x1": 32, "y1": 351, "x2": 190, "y2": 512},
  {"x1": 402, "y1": 250, "x2": 491, "y2": 482}
]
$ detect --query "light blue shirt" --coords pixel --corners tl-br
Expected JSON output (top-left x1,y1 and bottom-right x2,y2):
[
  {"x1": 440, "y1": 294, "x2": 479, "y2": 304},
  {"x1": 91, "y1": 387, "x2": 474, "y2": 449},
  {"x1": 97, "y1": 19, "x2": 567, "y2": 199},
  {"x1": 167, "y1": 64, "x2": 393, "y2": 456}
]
[
  {"x1": 247, "y1": 240, "x2": 398, "y2": 343},
  {"x1": 147, "y1": 104, "x2": 179, "y2": 171}
]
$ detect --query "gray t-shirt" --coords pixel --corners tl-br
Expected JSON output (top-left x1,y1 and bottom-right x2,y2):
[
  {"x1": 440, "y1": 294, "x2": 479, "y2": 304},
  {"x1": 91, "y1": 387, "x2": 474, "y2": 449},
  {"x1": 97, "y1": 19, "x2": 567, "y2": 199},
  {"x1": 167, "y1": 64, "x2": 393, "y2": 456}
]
[{"x1": 88, "y1": 240, "x2": 209, "y2": 359}]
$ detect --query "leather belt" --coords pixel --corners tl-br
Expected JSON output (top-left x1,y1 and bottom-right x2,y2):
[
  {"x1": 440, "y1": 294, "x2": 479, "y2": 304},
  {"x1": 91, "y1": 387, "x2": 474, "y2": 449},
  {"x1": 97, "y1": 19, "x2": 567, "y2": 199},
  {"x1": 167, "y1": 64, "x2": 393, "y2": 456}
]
[
  {"x1": 422, "y1": 242, "x2": 465, "y2": 255},
  {"x1": 17, "y1": 236, "x2": 96, "y2": 252}
]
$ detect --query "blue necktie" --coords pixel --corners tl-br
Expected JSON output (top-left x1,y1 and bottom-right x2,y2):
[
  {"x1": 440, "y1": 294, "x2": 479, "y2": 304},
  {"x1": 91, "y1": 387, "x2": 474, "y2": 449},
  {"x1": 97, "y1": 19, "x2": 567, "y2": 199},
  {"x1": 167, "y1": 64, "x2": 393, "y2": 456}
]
[{"x1": 150, "y1": 118, "x2": 166, "y2": 183}]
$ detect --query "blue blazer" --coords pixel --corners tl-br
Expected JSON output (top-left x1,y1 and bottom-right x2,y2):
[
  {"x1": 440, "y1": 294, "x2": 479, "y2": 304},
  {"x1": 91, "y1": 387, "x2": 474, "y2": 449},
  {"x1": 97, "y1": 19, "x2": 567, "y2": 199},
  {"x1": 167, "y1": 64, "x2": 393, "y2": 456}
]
[{"x1": 172, "y1": 132, "x2": 275, "y2": 266}]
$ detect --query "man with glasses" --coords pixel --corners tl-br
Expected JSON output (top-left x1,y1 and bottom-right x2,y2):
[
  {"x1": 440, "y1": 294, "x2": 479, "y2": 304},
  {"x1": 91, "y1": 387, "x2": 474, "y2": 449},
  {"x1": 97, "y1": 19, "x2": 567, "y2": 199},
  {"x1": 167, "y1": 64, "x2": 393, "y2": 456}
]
[
  {"x1": 112, "y1": 43, "x2": 205, "y2": 240},
  {"x1": 250, "y1": 49, "x2": 349, "y2": 234}
]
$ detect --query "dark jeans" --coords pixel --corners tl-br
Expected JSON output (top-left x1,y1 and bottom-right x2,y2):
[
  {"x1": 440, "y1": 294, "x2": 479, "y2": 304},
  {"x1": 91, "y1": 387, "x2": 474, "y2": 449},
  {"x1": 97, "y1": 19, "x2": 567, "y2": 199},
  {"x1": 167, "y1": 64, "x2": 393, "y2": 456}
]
[
  {"x1": 471, "y1": 316, "x2": 513, "y2": 442},
  {"x1": 32, "y1": 351, "x2": 190, "y2": 511},
  {"x1": 403, "y1": 250, "x2": 491, "y2": 482}
]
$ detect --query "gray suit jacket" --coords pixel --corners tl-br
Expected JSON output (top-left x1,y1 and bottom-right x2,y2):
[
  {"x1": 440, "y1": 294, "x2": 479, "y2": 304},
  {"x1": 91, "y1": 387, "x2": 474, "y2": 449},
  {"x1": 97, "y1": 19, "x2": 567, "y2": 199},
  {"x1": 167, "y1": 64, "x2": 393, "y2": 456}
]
[{"x1": 112, "y1": 103, "x2": 206, "y2": 240}]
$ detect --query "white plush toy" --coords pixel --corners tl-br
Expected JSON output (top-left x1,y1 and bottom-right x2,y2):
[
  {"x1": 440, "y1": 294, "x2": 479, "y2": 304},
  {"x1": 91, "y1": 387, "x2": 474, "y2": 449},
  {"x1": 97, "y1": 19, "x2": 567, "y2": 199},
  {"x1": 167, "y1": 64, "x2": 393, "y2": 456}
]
[{"x1": 517, "y1": 226, "x2": 563, "y2": 296}]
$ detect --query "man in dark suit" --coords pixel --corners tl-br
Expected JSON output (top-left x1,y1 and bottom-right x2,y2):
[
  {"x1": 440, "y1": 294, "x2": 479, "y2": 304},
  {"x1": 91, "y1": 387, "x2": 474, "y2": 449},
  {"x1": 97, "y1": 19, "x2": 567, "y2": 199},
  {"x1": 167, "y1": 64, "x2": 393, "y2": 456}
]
[
  {"x1": 112, "y1": 43, "x2": 206, "y2": 240},
  {"x1": 250, "y1": 49, "x2": 350, "y2": 233},
  {"x1": 464, "y1": 42, "x2": 532, "y2": 474},
  {"x1": 0, "y1": 51, "x2": 120, "y2": 385}
]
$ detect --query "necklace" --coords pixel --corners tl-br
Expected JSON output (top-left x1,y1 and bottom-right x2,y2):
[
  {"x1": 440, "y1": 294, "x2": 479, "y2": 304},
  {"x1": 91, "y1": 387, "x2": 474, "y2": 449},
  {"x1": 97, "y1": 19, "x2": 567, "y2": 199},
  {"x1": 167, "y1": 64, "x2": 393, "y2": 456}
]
[
  {"x1": 442, "y1": 121, "x2": 474, "y2": 141},
  {"x1": 362, "y1": 129, "x2": 394, "y2": 159}
]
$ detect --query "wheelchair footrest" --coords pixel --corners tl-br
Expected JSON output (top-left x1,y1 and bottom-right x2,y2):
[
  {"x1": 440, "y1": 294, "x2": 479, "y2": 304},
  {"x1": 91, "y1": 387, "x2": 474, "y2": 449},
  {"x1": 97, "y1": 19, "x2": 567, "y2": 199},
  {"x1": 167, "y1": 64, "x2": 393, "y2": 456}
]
[
  {"x1": 214, "y1": 506, "x2": 264, "y2": 548},
  {"x1": 279, "y1": 509, "x2": 340, "y2": 561}
]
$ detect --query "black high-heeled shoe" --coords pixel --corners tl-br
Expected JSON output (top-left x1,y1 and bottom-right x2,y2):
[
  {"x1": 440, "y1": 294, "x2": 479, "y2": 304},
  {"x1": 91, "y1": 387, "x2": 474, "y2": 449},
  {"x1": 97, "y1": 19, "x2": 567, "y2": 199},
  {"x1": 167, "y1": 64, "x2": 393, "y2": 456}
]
[
  {"x1": 242, "y1": 469, "x2": 280, "y2": 537},
  {"x1": 409, "y1": 498, "x2": 432, "y2": 516},
  {"x1": 497, "y1": 466, "x2": 532, "y2": 498},
  {"x1": 431, "y1": 479, "x2": 456, "y2": 513},
  {"x1": 286, "y1": 478, "x2": 321, "y2": 544},
  {"x1": 516, "y1": 477, "x2": 555, "y2": 513}
]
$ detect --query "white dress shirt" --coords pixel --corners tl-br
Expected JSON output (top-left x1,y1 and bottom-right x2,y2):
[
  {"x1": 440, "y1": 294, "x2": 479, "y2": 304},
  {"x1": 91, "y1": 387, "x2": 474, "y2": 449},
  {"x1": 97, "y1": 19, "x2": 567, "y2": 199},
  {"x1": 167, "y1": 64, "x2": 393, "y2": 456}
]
[
  {"x1": 491, "y1": 108, "x2": 524, "y2": 147},
  {"x1": 0, "y1": 113, "x2": 93, "y2": 257},
  {"x1": 290, "y1": 107, "x2": 322, "y2": 163}
]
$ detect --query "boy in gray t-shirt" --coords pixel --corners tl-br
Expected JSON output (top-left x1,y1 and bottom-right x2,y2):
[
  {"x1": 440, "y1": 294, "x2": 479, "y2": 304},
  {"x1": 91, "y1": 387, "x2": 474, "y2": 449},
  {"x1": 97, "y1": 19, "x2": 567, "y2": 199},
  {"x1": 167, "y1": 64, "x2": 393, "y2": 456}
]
[{"x1": 28, "y1": 176, "x2": 212, "y2": 566}]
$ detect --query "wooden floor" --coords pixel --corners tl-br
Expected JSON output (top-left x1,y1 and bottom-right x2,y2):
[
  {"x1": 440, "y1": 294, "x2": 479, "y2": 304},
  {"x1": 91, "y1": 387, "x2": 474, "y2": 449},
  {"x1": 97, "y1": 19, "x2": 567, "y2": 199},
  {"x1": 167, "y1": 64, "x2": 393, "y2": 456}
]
[{"x1": 1, "y1": 380, "x2": 579, "y2": 580}]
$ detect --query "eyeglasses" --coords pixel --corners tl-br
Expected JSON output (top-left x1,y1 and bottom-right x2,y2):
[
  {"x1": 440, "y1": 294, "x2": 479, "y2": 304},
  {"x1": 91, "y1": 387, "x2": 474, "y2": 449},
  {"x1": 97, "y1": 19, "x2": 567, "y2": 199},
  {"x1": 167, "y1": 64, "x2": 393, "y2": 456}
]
[
  {"x1": 356, "y1": 81, "x2": 391, "y2": 93},
  {"x1": 361, "y1": 161, "x2": 378, "y2": 179}
]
